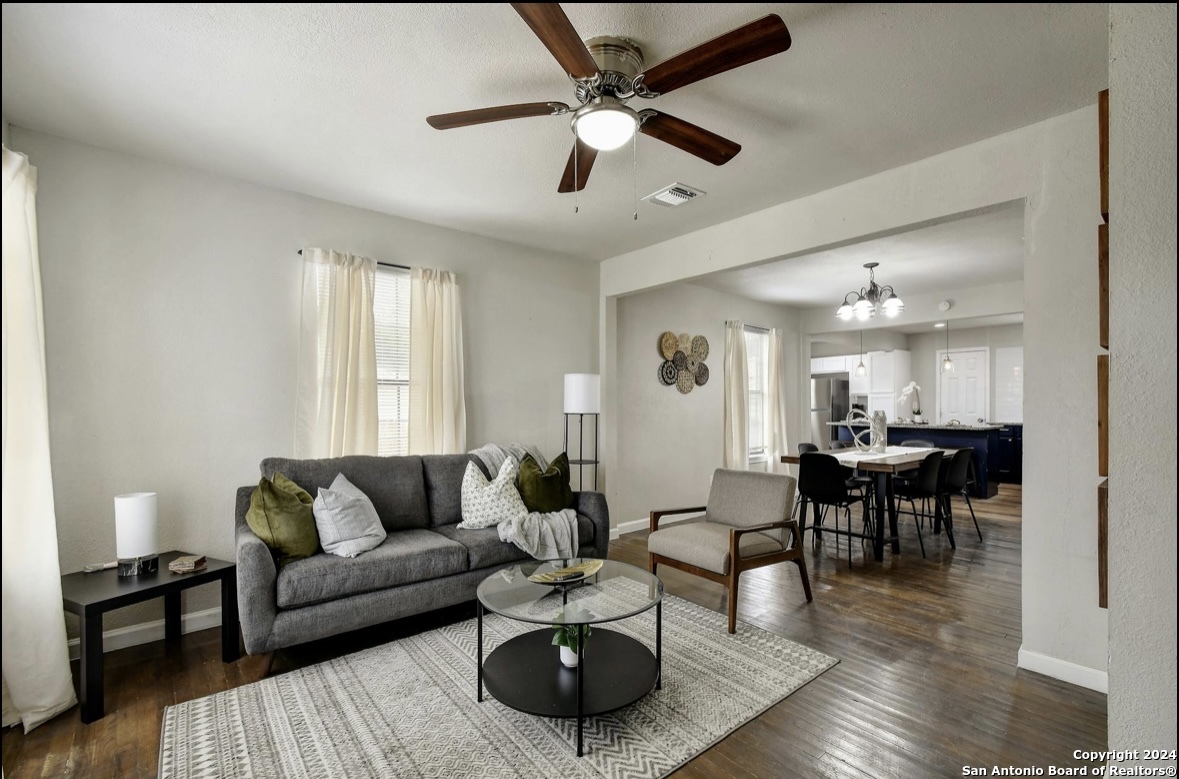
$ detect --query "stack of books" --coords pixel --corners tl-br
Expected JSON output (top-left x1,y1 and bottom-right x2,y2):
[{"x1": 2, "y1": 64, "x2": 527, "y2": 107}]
[{"x1": 169, "y1": 555, "x2": 207, "y2": 574}]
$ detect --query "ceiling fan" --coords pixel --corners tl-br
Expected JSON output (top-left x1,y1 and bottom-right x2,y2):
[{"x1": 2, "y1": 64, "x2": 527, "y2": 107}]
[{"x1": 426, "y1": 4, "x2": 792, "y2": 193}]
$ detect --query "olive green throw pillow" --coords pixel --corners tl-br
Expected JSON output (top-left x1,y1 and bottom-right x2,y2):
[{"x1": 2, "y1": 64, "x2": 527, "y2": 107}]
[
  {"x1": 246, "y1": 472, "x2": 319, "y2": 563},
  {"x1": 516, "y1": 453, "x2": 574, "y2": 513}
]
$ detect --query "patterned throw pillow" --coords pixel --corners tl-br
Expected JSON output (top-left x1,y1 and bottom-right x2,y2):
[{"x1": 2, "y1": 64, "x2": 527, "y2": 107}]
[{"x1": 459, "y1": 458, "x2": 528, "y2": 529}]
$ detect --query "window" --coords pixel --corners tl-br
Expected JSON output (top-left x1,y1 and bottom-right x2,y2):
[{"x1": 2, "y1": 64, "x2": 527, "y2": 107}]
[
  {"x1": 745, "y1": 326, "x2": 769, "y2": 461},
  {"x1": 374, "y1": 266, "x2": 410, "y2": 455}
]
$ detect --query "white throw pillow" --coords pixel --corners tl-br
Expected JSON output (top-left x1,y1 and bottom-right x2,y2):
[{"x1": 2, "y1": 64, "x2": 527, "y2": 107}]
[
  {"x1": 459, "y1": 458, "x2": 528, "y2": 529},
  {"x1": 312, "y1": 473, "x2": 387, "y2": 558}
]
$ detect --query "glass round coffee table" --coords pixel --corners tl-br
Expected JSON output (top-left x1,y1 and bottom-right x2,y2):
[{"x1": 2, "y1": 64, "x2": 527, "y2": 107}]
[{"x1": 476, "y1": 558, "x2": 664, "y2": 757}]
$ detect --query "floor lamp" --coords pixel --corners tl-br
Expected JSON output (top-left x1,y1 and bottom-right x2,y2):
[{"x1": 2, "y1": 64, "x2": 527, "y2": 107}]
[{"x1": 563, "y1": 374, "x2": 600, "y2": 491}]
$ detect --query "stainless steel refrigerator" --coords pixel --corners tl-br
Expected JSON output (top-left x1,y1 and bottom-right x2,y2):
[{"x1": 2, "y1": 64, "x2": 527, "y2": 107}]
[{"x1": 810, "y1": 376, "x2": 850, "y2": 447}]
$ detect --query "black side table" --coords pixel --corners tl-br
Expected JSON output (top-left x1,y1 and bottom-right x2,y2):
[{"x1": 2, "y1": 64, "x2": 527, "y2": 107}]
[{"x1": 60, "y1": 550, "x2": 239, "y2": 723}]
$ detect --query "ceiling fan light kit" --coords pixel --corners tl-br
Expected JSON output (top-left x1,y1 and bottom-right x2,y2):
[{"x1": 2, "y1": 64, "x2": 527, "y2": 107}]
[
  {"x1": 426, "y1": 4, "x2": 792, "y2": 195},
  {"x1": 836, "y1": 262, "x2": 905, "y2": 321}
]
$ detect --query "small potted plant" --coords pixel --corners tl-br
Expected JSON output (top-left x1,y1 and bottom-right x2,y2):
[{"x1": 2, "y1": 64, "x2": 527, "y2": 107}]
[
  {"x1": 552, "y1": 607, "x2": 592, "y2": 668},
  {"x1": 897, "y1": 381, "x2": 924, "y2": 423}
]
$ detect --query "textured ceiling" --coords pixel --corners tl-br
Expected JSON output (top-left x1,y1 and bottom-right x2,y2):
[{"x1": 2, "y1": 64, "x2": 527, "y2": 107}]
[
  {"x1": 695, "y1": 203, "x2": 1025, "y2": 306},
  {"x1": 1, "y1": 3, "x2": 1107, "y2": 260}
]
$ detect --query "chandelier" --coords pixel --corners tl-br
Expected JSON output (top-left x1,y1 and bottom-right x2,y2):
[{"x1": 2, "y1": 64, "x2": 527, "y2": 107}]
[{"x1": 836, "y1": 262, "x2": 904, "y2": 321}]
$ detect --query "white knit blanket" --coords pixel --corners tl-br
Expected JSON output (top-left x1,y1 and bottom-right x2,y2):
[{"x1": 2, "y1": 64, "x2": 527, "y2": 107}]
[
  {"x1": 469, "y1": 443, "x2": 548, "y2": 476},
  {"x1": 497, "y1": 509, "x2": 579, "y2": 561}
]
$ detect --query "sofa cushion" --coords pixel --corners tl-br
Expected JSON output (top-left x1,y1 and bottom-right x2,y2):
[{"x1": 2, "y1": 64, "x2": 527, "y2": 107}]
[
  {"x1": 276, "y1": 529, "x2": 467, "y2": 609},
  {"x1": 423, "y1": 454, "x2": 488, "y2": 527},
  {"x1": 434, "y1": 515, "x2": 595, "y2": 569},
  {"x1": 433, "y1": 525, "x2": 531, "y2": 570},
  {"x1": 459, "y1": 459, "x2": 527, "y2": 530},
  {"x1": 311, "y1": 473, "x2": 387, "y2": 558},
  {"x1": 246, "y1": 473, "x2": 319, "y2": 564},
  {"x1": 648, "y1": 521, "x2": 781, "y2": 575},
  {"x1": 517, "y1": 452, "x2": 574, "y2": 513},
  {"x1": 261, "y1": 456, "x2": 429, "y2": 532}
]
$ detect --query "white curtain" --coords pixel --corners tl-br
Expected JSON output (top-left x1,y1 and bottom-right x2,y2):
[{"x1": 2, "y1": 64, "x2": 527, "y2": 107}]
[
  {"x1": 722, "y1": 320, "x2": 749, "y2": 470},
  {"x1": 295, "y1": 248, "x2": 378, "y2": 458},
  {"x1": 408, "y1": 268, "x2": 467, "y2": 455},
  {"x1": 2, "y1": 145, "x2": 77, "y2": 731},
  {"x1": 765, "y1": 328, "x2": 790, "y2": 472}
]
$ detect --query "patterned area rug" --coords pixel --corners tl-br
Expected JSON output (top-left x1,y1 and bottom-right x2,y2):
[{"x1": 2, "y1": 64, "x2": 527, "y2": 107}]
[{"x1": 160, "y1": 591, "x2": 836, "y2": 779}]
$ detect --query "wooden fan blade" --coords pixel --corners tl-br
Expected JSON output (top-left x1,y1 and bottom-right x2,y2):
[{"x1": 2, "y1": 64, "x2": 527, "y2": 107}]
[
  {"x1": 639, "y1": 111, "x2": 741, "y2": 165},
  {"x1": 427, "y1": 102, "x2": 568, "y2": 130},
  {"x1": 638, "y1": 15, "x2": 791, "y2": 96},
  {"x1": 511, "y1": 3, "x2": 600, "y2": 80},
  {"x1": 558, "y1": 139, "x2": 598, "y2": 193}
]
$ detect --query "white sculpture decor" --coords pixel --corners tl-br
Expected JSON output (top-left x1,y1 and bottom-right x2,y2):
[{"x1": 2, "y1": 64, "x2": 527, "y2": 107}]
[
  {"x1": 897, "y1": 381, "x2": 924, "y2": 423},
  {"x1": 847, "y1": 409, "x2": 888, "y2": 453}
]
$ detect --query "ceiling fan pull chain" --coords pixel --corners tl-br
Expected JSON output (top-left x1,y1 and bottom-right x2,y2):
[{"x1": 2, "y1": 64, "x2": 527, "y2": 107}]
[
  {"x1": 632, "y1": 131, "x2": 639, "y2": 221},
  {"x1": 574, "y1": 143, "x2": 579, "y2": 214}
]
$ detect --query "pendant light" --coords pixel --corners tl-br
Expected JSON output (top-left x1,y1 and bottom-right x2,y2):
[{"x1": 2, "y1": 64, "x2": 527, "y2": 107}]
[
  {"x1": 942, "y1": 320, "x2": 955, "y2": 373},
  {"x1": 855, "y1": 330, "x2": 868, "y2": 377}
]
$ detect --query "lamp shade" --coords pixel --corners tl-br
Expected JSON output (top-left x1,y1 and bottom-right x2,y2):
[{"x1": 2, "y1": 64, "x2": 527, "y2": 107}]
[
  {"x1": 114, "y1": 492, "x2": 158, "y2": 559},
  {"x1": 564, "y1": 374, "x2": 601, "y2": 414}
]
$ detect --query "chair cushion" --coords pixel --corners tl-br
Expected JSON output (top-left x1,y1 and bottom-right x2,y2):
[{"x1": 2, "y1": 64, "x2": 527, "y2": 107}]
[
  {"x1": 276, "y1": 529, "x2": 467, "y2": 609},
  {"x1": 433, "y1": 525, "x2": 531, "y2": 569},
  {"x1": 435, "y1": 515, "x2": 596, "y2": 569},
  {"x1": 422, "y1": 454, "x2": 485, "y2": 527},
  {"x1": 262, "y1": 456, "x2": 429, "y2": 532},
  {"x1": 647, "y1": 521, "x2": 782, "y2": 575},
  {"x1": 707, "y1": 469, "x2": 796, "y2": 545}
]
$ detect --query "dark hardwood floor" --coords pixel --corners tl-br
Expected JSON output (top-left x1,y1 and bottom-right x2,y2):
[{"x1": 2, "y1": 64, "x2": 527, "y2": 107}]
[{"x1": 3, "y1": 484, "x2": 1107, "y2": 778}]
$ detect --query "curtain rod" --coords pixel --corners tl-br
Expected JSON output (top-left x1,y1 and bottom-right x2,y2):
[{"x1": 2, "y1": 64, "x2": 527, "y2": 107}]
[{"x1": 297, "y1": 249, "x2": 409, "y2": 271}]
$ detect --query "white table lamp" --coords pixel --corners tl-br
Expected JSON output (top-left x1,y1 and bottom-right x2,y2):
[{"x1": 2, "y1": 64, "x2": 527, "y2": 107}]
[
  {"x1": 115, "y1": 492, "x2": 159, "y2": 576},
  {"x1": 563, "y1": 374, "x2": 600, "y2": 414}
]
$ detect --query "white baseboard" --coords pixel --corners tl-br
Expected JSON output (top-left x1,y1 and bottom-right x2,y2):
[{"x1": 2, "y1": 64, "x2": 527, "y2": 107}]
[
  {"x1": 67, "y1": 607, "x2": 223, "y2": 661},
  {"x1": 1017, "y1": 646, "x2": 1108, "y2": 693},
  {"x1": 610, "y1": 513, "x2": 700, "y2": 540}
]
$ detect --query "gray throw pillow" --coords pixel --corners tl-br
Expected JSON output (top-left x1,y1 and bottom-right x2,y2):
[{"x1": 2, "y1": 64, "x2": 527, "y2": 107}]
[{"x1": 312, "y1": 473, "x2": 387, "y2": 558}]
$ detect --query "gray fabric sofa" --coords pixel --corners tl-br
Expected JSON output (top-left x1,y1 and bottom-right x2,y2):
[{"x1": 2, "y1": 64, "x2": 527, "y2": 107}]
[{"x1": 234, "y1": 453, "x2": 610, "y2": 655}]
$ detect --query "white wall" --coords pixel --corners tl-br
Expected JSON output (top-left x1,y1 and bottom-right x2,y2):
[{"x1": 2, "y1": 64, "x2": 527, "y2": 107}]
[
  {"x1": 908, "y1": 324, "x2": 1023, "y2": 421},
  {"x1": 612, "y1": 283, "x2": 802, "y2": 527},
  {"x1": 10, "y1": 128, "x2": 599, "y2": 635},
  {"x1": 809, "y1": 330, "x2": 909, "y2": 358},
  {"x1": 1108, "y1": 3, "x2": 1178, "y2": 763},
  {"x1": 600, "y1": 107, "x2": 1108, "y2": 689}
]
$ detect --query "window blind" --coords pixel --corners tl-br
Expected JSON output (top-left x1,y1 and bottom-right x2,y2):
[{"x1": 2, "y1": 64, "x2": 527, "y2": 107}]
[
  {"x1": 374, "y1": 266, "x2": 411, "y2": 456},
  {"x1": 745, "y1": 328, "x2": 769, "y2": 458}
]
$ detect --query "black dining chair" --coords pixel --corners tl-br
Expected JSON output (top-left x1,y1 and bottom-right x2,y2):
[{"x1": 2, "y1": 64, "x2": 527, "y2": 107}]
[
  {"x1": 829, "y1": 441, "x2": 853, "y2": 450},
  {"x1": 895, "y1": 440, "x2": 935, "y2": 481},
  {"x1": 798, "y1": 453, "x2": 873, "y2": 567},
  {"x1": 893, "y1": 450, "x2": 946, "y2": 558},
  {"x1": 791, "y1": 443, "x2": 820, "y2": 518},
  {"x1": 938, "y1": 448, "x2": 982, "y2": 541}
]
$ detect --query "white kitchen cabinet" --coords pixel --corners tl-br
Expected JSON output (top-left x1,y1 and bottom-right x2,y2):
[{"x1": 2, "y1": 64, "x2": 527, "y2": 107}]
[
  {"x1": 867, "y1": 392, "x2": 894, "y2": 418},
  {"x1": 863, "y1": 351, "x2": 912, "y2": 419},
  {"x1": 810, "y1": 356, "x2": 851, "y2": 374}
]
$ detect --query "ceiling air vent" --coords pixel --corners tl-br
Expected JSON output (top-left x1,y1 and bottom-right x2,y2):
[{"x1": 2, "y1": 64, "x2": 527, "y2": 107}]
[{"x1": 642, "y1": 182, "x2": 705, "y2": 208}]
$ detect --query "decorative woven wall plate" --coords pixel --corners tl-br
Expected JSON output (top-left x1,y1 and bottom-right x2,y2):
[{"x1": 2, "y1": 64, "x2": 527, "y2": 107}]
[
  {"x1": 691, "y1": 335, "x2": 709, "y2": 361},
  {"x1": 656, "y1": 330, "x2": 709, "y2": 394},
  {"x1": 659, "y1": 331, "x2": 678, "y2": 360}
]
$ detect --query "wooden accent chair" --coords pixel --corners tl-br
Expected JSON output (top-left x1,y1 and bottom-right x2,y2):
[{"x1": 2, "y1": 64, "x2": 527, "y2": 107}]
[{"x1": 647, "y1": 469, "x2": 813, "y2": 633}]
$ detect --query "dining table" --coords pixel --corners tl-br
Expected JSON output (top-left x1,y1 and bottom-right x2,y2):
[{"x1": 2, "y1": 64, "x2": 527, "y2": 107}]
[{"x1": 780, "y1": 446, "x2": 958, "y2": 561}]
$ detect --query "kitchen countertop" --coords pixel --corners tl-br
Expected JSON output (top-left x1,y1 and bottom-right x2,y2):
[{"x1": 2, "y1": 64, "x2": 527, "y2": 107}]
[{"x1": 828, "y1": 421, "x2": 1005, "y2": 431}]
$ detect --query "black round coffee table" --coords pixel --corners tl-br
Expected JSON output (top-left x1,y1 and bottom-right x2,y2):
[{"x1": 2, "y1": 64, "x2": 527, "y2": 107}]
[{"x1": 476, "y1": 559, "x2": 664, "y2": 757}]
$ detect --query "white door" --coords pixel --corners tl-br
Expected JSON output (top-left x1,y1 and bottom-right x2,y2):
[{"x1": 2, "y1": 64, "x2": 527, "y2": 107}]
[{"x1": 937, "y1": 348, "x2": 989, "y2": 424}]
